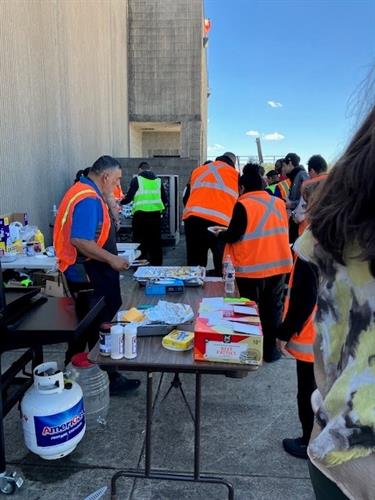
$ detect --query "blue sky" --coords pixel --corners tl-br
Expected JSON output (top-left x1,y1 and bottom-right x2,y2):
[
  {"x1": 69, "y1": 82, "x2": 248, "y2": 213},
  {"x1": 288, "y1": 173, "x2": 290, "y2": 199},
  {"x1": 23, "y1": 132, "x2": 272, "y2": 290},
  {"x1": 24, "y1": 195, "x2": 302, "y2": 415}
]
[{"x1": 204, "y1": 0, "x2": 375, "y2": 165}]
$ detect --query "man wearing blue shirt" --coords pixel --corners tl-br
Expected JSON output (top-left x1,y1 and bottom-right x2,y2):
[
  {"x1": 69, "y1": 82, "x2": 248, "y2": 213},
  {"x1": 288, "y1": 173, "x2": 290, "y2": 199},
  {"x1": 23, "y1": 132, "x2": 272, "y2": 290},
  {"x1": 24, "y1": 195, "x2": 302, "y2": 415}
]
[{"x1": 55, "y1": 155, "x2": 140, "y2": 395}]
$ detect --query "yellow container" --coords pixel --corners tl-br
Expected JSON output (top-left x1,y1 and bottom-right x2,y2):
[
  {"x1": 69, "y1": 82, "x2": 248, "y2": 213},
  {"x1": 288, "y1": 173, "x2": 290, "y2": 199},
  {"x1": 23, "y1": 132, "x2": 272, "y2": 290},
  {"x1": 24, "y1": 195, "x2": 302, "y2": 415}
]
[{"x1": 162, "y1": 330, "x2": 194, "y2": 351}]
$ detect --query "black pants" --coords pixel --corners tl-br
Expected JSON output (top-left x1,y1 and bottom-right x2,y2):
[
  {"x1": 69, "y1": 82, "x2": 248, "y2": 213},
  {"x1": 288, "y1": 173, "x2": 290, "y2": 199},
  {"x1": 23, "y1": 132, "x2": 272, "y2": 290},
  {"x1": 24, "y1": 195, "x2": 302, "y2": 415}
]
[
  {"x1": 308, "y1": 462, "x2": 349, "y2": 499},
  {"x1": 65, "y1": 261, "x2": 122, "y2": 365},
  {"x1": 297, "y1": 360, "x2": 316, "y2": 443},
  {"x1": 132, "y1": 211, "x2": 163, "y2": 265},
  {"x1": 236, "y1": 274, "x2": 286, "y2": 357},
  {"x1": 184, "y1": 216, "x2": 224, "y2": 275}
]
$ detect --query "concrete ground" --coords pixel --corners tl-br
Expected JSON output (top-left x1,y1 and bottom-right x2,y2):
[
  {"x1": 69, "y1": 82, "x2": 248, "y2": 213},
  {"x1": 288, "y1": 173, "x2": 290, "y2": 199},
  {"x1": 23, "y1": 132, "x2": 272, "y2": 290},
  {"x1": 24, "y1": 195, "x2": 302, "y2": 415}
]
[{"x1": 3, "y1": 237, "x2": 315, "y2": 500}]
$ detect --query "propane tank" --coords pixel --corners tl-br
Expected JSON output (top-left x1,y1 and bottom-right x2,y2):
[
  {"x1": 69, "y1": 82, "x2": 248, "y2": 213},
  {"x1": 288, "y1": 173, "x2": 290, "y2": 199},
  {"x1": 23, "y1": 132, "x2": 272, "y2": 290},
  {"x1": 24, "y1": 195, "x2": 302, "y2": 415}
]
[{"x1": 20, "y1": 362, "x2": 86, "y2": 460}]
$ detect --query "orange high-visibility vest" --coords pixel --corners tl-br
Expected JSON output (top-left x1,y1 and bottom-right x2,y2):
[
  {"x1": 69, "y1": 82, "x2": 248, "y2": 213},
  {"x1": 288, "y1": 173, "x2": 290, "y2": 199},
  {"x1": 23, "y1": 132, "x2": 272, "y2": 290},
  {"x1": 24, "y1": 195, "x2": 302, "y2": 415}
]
[
  {"x1": 53, "y1": 181, "x2": 111, "y2": 272},
  {"x1": 182, "y1": 161, "x2": 239, "y2": 226},
  {"x1": 284, "y1": 261, "x2": 316, "y2": 363},
  {"x1": 113, "y1": 184, "x2": 124, "y2": 202},
  {"x1": 277, "y1": 178, "x2": 291, "y2": 202},
  {"x1": 225, "y1": 191, "x2": 293, "y2": 279}
]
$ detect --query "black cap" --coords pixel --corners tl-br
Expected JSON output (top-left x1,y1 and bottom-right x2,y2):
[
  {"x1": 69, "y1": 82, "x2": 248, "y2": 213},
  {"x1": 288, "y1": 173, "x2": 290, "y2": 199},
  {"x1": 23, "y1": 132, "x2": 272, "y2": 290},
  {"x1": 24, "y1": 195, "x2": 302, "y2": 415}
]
[{"x1": 266, "y1": 170, "x2": 278, "y2": 178}]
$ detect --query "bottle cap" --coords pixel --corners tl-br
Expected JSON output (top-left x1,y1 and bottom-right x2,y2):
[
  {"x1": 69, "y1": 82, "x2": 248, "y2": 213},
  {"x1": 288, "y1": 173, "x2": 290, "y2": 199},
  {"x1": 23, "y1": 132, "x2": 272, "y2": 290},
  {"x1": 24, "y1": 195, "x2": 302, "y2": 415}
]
[
  {"x1": 71, "y1": 352, "x2": 94, "y2": 368},
  {"x1": 99, "y1": 322, "x2": 112, "y2": 333}
]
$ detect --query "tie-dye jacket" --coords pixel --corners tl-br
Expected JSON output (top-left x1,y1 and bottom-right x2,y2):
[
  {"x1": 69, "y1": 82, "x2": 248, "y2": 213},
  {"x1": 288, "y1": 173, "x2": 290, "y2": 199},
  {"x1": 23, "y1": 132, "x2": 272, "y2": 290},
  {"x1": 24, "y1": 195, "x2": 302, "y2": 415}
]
[{"x1": 295, "y1": 230, "x2": 375, "y2": 467}]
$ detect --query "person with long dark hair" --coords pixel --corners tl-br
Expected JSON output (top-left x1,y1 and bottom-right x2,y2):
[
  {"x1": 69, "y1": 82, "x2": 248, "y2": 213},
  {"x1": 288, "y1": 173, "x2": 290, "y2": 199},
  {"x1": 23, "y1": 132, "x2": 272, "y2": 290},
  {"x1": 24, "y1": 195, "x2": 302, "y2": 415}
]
[{"x1": 293, "y1": 105, "x2": 375, "y2": 499}]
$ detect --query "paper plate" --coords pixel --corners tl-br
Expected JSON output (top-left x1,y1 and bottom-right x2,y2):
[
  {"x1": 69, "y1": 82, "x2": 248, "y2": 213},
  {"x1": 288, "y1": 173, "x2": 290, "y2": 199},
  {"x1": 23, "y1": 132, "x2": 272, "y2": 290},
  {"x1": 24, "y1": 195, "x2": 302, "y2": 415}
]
[{"x1": 207, "y1": 226, "x2": 226, "y2": 234}]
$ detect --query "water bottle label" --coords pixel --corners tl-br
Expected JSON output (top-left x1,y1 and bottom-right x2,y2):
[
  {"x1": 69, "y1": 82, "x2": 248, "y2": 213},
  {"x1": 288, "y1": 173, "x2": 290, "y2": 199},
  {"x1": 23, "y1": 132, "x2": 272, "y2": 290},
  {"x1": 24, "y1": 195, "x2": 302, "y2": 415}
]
[
  {"x1": 99, "y1": 333, "x2": 111, "y2": 354},
  {"x1": 132, "y1": 335, "x2": 137, "y2": 355},
  {"x1": 227, "y1": 272, "x2": 234, "y2": 279},
  {"x1": 34, "y1": 398, "x2": 85, "y2": 447}
]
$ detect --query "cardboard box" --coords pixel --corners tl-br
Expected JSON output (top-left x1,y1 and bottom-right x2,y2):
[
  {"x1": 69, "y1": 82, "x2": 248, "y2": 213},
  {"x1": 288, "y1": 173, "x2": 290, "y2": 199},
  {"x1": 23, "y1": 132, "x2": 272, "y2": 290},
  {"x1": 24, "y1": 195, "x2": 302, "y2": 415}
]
[
  {"x1": 44, "y1": 279, "x2": 67, "y2": 298},
  {"x1": 194, "y1": 316, "x2": 263, "y2": 366},
  {"x1": 32, "y1": 271, "x2": 59, "y2": 287}
]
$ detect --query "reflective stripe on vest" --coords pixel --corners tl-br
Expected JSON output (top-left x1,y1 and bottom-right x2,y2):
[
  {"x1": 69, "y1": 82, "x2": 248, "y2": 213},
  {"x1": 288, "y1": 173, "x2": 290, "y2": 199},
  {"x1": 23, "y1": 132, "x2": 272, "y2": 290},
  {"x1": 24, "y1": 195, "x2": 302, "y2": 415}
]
[
  {"x1": 193, "y1": 163, "x2": 238, "y2": 198},
  {"x1": 286, "y1": 339, "x2": 314, "y2": 355},
  {"x1": 53, "y1": 182, "x2": 111, "y2": 272},
  {"x1": 277, "y1": 179, "x2": 291, "y2": 202},
  {"x1": 284, "y1": 260, "x2": 316, "y2": 363},
  {"x1": 132, "y1": 176, "x2": 164, "y2": 214},
  {"x1": 239, "y1": 196, "x2": 289, "y2": 241},
  {"x1": 182, "y1": 161, "x2": 239, "y2": 226},
  {"x1": 235, "y1": 259, "x2": 293, "y2": 274},
  {"x1": 184, "y1": 206, "x2": 231, "y2": 225},
  {"x1": 225, "y1": 191, "x2": 293, "y2": 279}
]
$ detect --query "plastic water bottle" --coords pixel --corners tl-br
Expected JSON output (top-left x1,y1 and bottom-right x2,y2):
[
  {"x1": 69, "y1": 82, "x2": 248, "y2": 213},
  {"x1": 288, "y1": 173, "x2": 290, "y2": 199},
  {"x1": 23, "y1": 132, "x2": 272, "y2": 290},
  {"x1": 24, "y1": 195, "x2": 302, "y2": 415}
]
[
  {"x1": 224, "y1": 256, "x2": 235, "y2": 296},
  {"x1": 67, "y1": 353, "x2": 109, "y2": 430},
  {"x1": 222, "y1": 254, "x2": 231, "y2": 278},
  {"x1": 110, "y1": 324, "x2": 124, "y2": 359},
  {"x1": 124, "y1": 323, "x2": 137, "y2": 359}
]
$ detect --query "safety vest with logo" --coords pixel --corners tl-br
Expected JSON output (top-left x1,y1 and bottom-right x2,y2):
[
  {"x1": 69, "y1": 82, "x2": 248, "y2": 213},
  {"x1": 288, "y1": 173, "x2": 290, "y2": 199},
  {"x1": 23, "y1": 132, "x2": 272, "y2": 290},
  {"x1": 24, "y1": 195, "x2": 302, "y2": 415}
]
[
  {"x1": 224, "y1": 191, "x2": 293, "y2": 279},
  {"x1": 277, "y1": 178, "x2": 291, "y2": 202},
  {"x1": 132, "y1": 176, "x2": 165, "y2": 214},
  {"x1": 284, "y1": 261, "x2": 316, "y2": 363},
  {"x1": 182, "y1": 161, "x2": 239, "y2": 226},
  {"x1": 53, "y1": 181, "x2": 111, "y2": 272}
]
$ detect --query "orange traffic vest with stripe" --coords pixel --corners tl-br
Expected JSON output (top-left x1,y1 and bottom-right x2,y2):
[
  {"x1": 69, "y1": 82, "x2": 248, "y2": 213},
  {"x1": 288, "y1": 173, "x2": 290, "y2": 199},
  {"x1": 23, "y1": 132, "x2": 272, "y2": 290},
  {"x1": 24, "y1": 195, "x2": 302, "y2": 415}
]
[
  {"x1": 113, "y1": 184, "x2": 124, "y2": 202},
  {"x1": 182, "y1": 161, "x2": 239, "y2": 226},
  {"x1": 53, "y1": 181, "x2": 111, "y2": 272},
  {"x1": 277, "y1": 178, "x2": 291, "y2": 202},
  {"x1": 225, "y1": 191, "x2": 293, "y2": 279},
  {"x1": 284, "y1": 261, "x2": 316, "y2": 362}
]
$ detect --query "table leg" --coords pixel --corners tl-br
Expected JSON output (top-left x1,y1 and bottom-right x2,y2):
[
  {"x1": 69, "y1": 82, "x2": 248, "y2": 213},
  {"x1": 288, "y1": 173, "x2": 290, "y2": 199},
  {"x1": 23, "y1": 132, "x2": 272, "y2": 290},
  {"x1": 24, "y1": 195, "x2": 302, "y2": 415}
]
[
  {"x1": 0, "y1": 356, "x2": 5, "y2": 475},
  {"x1": 145, "y1": 372, "x2": 152, "y2": 477},
  {"x1": 194, "y1": 372, "x2": 201, "y2": 479},
  {"x1": 110, "y1": 371, "x2": 235, "y2": 500}
]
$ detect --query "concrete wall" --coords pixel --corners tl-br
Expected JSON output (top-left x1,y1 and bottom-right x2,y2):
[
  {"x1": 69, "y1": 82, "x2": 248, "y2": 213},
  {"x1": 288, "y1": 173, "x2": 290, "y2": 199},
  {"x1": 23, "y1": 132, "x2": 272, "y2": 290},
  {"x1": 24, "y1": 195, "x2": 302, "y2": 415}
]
[
  {"x1": 129, "y1": 124, "x2": 143, "y2": 157},
  {"x1": 128, "y1": 0, "x2": 207, "y2": 162},
  {"x1": 142, "y1": 131, "x2": 180, "y2": 157},
  {"x1": 0, "y1": 0, "x2": 129, "y2": 240}
]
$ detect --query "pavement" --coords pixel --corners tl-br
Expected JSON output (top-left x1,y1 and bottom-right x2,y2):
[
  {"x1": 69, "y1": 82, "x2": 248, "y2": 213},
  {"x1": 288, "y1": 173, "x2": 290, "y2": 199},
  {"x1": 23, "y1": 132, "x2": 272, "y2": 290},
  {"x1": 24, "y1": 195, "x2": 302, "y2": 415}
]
[{"x1": 3, "y1": 236, "x2": 315, "y2": 500}]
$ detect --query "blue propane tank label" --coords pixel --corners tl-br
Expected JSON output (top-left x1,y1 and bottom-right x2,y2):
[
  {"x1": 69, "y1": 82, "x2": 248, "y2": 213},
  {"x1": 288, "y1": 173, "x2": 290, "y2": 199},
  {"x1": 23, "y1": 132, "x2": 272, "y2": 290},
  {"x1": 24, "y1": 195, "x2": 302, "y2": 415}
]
[{"x1": 34, "y1": 399, "x2": 85, "y2": 447}]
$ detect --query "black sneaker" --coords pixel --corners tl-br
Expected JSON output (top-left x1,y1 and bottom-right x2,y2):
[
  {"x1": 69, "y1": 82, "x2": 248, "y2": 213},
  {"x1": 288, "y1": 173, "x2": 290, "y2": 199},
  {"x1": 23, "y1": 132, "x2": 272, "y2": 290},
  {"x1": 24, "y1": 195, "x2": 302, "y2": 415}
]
[
  {"x1": 109, "y1": 374, "x2": 141, "y2": 396},
  {"x1": 282, "y1": 437, "x2": 308, "y2": 459},
  {"x1": 263, "y1": 347, "x2": 282, "y2": 363}
]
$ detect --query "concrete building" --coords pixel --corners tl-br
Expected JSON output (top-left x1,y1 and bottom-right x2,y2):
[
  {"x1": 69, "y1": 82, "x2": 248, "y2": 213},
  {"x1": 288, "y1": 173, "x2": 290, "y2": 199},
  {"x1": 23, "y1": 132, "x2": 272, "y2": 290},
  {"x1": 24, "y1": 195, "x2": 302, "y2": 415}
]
[
  {"x1": 0, "y1": 0, "x2": 208, "y2": 237},
  {"x1": 128, "y1": 0, "x2": 207, "y2": 162}
]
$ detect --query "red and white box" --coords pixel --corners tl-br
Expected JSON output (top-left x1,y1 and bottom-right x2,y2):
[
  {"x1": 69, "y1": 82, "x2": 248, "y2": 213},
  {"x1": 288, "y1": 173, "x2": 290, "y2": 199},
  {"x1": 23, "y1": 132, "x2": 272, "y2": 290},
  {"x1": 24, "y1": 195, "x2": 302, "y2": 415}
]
[{"x1": 194, "y1": 300, "x2": 263, "y2": 366}]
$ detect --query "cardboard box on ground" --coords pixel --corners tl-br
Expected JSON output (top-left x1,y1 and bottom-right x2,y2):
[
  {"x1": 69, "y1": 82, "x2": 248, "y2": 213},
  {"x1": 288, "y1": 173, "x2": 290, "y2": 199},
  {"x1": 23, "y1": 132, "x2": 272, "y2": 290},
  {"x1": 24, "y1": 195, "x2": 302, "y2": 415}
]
[{"x1": 32, "y1": 271, "x2": 67, "y2": 298}]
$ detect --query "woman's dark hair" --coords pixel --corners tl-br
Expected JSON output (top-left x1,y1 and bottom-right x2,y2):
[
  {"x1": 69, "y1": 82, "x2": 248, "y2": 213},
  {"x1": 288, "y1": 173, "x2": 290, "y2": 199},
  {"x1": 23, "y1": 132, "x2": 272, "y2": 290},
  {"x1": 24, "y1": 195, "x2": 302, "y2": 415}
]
[
  {"x1": 309, "y1": 105, "x2": 375, "y2": 264},
  {"x1": 240, "y1": 163, "x2": 264, "y2": 192},
  {"x1": 90, "y1": 155, "x2": 121, "y2": 174}
]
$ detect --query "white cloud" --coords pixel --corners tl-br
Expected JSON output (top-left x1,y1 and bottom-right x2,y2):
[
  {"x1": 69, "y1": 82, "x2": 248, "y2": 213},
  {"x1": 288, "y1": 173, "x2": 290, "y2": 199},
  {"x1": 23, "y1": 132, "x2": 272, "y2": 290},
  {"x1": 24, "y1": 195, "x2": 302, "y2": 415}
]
[
  {"x1": 263, "y1": 132, "x2": 285, "y2": 141},
  {"x1": 207, "y1": 143, "x2": 225, "y2": 153},
  {"x1": 267, "y1": 100, "x2": 283, "y2": 108},
  {"x1": 245, "y1": 130, "x2": 260, "y2": 137}
]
